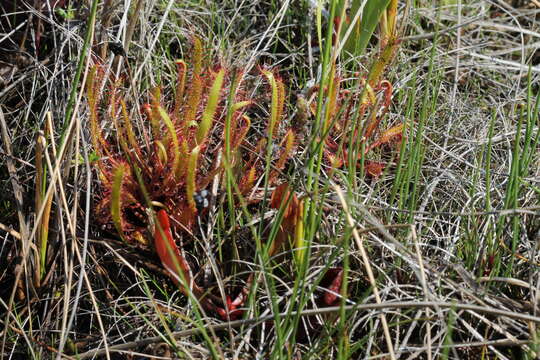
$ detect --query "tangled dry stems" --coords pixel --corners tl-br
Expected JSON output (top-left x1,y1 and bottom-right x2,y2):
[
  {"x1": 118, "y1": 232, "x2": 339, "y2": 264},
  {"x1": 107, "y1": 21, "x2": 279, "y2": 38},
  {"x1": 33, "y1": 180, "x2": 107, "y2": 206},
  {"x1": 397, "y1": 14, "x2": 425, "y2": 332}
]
[{"x1": 0, "y1": 0, "x2": 539, "y2": 358}]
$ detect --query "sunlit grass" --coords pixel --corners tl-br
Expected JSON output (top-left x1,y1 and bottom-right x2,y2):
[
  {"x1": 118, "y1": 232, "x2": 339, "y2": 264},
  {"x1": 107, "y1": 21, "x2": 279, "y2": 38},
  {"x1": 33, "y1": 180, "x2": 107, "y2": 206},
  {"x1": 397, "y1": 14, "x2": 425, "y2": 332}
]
[{"x1": 2, "y1": 0, "x2": 540, "y2": 358}]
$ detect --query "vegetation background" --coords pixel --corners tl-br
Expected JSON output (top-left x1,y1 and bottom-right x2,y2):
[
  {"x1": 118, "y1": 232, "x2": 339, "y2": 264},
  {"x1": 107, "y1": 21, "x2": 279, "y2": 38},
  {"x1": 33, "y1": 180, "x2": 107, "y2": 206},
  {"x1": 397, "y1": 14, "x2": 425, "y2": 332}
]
[{"x1": 0, "y1": 0, "x2": 539, "y2": 358}]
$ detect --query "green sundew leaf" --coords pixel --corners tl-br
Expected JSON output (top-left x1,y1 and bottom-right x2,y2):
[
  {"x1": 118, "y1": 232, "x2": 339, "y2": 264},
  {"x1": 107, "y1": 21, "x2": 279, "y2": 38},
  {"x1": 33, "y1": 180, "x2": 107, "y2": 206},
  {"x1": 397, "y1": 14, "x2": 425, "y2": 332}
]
[
  {"x1": 366, "y1": 39, "x2": 399, "y2": 86},
  {"x1": 178, "y1": 140, "x2": 189, "y2": 178},
  {"x1": 231, "y1": 101, "x2": 251, "y2": 113},
  {"x1": 157, "y1": 106, "x2": 180, "y2": 178},
  {"x1": 87, "y1": 67, "x2": 107, "y2": 158},
  {"x1": 111, "y1": 164, "x2": 128, "y2": 242},
  {"x1": 276, "y1": 76, "x2": 285, "y2": 129},
  {"x1": 183, "y1": 37, "x2": 205, "y2": 134},
  {"x1": 120, "y1": 100, "x2": 143, "y2": 164},
  {"x1": 86, "y1": 66, "x2": 97, "y2": 108},
  {"x1": 184, "y1": 73, "x2": 203, "y2": 129},
  {"x1": 262, "y1": 70, "x2": 279, "y2": 137},
  {"x1": 196, "y1": 69, "x2": 225, "y2": 144},
  {"x1": 192, "y1": 36, "x2": 203, "y2": 77},
  {"x1": 150, "y1": 88, "x2": 163, "y2": 142},
  {"x1": 186, "y1": 146, "x2": 200, "y2": 212},
  {"x1": 155, "y1": 140, "x2": 168, "y2": 164},
  {"x1": 114, "y1": 99, "x2": 131, "y2": 158}
]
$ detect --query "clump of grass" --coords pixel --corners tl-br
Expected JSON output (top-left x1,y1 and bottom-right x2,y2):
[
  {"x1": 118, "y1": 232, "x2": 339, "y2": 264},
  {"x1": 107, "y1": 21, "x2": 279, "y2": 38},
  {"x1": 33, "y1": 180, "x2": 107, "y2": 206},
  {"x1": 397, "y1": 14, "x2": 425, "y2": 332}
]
[{"x1": 5, "y1": 0, "x2": 540, "y2": 358}]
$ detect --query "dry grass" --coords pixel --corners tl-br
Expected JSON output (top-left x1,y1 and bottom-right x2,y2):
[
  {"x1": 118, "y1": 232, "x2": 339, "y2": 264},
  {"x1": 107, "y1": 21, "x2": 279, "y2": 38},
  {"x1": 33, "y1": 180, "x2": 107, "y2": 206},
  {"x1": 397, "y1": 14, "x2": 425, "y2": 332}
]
[{"x1": 1, "y1": 0, "x2": 539, "y2": 359}]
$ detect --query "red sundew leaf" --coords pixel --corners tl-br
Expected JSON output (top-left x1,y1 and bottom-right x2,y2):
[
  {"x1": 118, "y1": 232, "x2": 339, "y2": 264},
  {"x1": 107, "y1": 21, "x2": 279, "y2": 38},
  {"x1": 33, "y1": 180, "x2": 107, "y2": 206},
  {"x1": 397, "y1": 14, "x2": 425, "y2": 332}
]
[
  {"x1": 269, "y1": 184, "x2": 293, "y2": 250},
  {"x1": 174, "y1": 59, "x2": 187, "y2": 120},
  {"x1": 229, "y1": 308, "x2": 244, "y2": 320},
  {"x1": 270, "y1": 183, "x2": 296, "y2": 217},
  {"x1": 324, "y1": 137, "x2": 339, "y2": 153},
  {"x1": 378, "y1": 80, "x2": 393, "y2": 109},
  {"x1": 215, "y1": 295, "x2": 245, "y2": 320},
  {"x1": 239, "y1": 165, "x2": 257, "y2": 196},
  {"x1": 231, "y1": 291, "x2": 245, "y2": 307},
  {"x1": 216, "y1": 307, "x2": 227, "y2": 320},
  {"x1": 141, "y1": 103, "x2": 153, "y2": 123},
  {"x1": 323, "y1": 140, "x2": 344, "y2": 168},
  {"x1": 216, "y1": 306, "x2": 243, "y2": 321},
  {"x1": 276, "y1": 74, "x2": 286, "y2": 131},
  {"x1": 320, "y1": 267, "x2": 344, "y2": 307},
  {"x1": 169, "y1": 202, "x2": 196, "y2": 235},
  {"x1": 324, "y1": 76, "x2": 341, "y2": 133},
  {"x1": 364, "y1": 161, "x2": 386, "y2": 178},
  {"x1": 154, "y1": 209, "x2": 192, "y2": 287},
  {"x1": 269, "y1": 129, "x2": 296, "y2": 183},
  {"x1": 365, "y1": 123, "x2": 403, "y2": 154},
  {"x1": 269, "y1": 183, "x2": 304, "y2": 257},
  {"x1": 231, "y1": 114, "x2": 251, "y2": 150},
  {"x1": 484, "y1": 253, "x2": 496, "y2": 277},
  {"x1": 110, "y1": 163, "x2": 128, "y2": 243},
  {"x1": 87, "y1": 67, "x2": 112, "y2": 161},
  {"x1": 323, "y1": 137, "x2": 345, "y2": 168}
]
